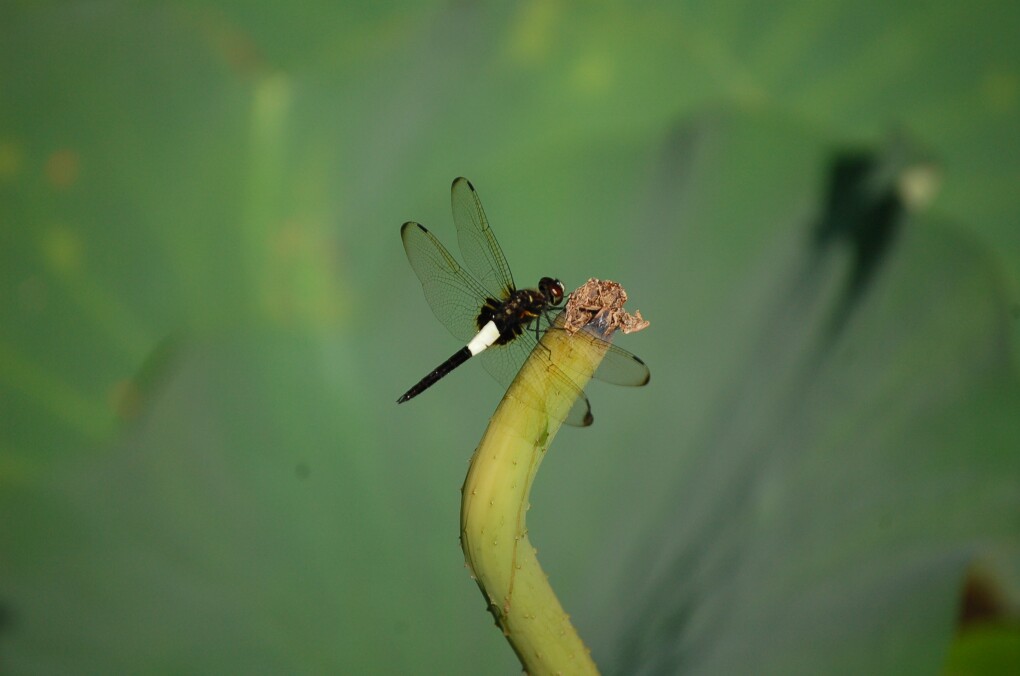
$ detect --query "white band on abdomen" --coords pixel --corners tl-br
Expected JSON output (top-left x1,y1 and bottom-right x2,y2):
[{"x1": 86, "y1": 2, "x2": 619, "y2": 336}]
[{"x1": 467, "y1": 321, "x2": 501, "y2": 356}]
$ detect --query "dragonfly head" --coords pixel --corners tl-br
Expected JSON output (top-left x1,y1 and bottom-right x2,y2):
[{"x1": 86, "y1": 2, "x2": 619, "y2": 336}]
[{"x1": 539, "y1": 277, "x2": 566, "y2": 306}]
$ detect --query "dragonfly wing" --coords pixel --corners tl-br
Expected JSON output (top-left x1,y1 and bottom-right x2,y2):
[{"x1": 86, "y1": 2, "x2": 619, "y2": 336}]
[
  {"x1": 400, "y1": 221, "x2": 490, "y2": 343},
  {"x1": 536, "y1": 319, "x2": 651, "y2": 388},
  {"x1": 476, "y1": 324, "x2": 594, "y2": 427},
  {"x1": 564, "y1": 393, "x2": 595, "y2": 427},
  {"x1": 451, "y1": 177, "x2": 516, "y2": 298},
  {"x1": 593, "y1": 343, "x2": 651, "y2": 387}
]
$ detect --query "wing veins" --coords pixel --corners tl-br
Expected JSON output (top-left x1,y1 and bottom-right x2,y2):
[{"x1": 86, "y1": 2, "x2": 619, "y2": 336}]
[{"x1": 452, "y1": 177, "x2": 516, "y2": 297}]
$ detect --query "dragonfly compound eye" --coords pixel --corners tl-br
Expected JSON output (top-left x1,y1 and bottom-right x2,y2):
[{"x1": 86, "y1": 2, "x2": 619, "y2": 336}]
[{"x1": 539, "y1": 277, "x2": 565, "y2": 305}]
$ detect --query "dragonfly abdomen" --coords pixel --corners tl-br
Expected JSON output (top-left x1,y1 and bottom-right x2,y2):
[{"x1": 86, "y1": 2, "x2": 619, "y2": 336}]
[
  {"x1": 396, "y1": 320, "x2": 503, "y2": 404},
  {"x1": 396, "y1": 346, "x2": 472, "y2": 403}
]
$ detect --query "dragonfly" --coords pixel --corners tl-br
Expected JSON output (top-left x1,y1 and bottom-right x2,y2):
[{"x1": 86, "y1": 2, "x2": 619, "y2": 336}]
[{"x1": 396, "y1": 177, "x2": 649, "y2": 426}]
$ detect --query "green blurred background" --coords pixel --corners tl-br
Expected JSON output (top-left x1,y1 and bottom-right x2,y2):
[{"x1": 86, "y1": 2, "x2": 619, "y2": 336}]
[{"x1": 1, "y1": 2, "x2": 1019, "y2": 674}]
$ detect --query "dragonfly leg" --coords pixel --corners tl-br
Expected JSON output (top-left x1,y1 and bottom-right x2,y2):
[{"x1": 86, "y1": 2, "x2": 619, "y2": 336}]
[{"x1": 532, "y1": 311, "x2": 560, "y2": 360}]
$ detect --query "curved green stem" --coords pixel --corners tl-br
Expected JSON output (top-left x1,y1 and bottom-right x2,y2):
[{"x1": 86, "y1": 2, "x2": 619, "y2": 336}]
[{"x1": 460, "y1": 317, "x2": 613, "y2": 675}]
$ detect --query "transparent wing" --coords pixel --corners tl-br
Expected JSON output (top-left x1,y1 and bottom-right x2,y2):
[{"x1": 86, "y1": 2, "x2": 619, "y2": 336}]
[
  {"x1": 476, "y1": 325, "x2": 594, "y2": 427},
  {"x1": 451, "y1": 177, "x2": 516, "y2": 298},
  {"x1": 593, "y1": 344, "x2": 651, "y2": 386},
  {"x1": 400, "y1": 221, "x2": 489, "y2": 343},
  {"x1": 530, "y1": 320, "x2": 651, "y2": 388}
]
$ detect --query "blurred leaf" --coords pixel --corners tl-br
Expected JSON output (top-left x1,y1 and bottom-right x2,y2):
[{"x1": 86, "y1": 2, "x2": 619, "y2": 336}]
[
  {"x1": 1, "y1": 2, "x2": 1018, "y2": 674},
  {"x1": 945, "y1": 625, "x2": 1020, "y2": 676},
  {"x1": 584, "y1": 123, "x2": 1020, "y2": 674}
]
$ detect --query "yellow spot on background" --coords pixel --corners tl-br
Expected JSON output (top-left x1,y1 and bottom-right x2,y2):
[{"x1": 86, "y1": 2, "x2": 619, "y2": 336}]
[
  {"x1": 41, "y1": 225, "x2": 83, "y2": 273},
  {"x1": 981, "y1": 71, "x2": 1018, "y2": 113},
  {"x1": 571, "y1": 52, "x2": 614, "y2": 95},
  {"x1": 897, "y1": 164, "x2": 942, "y2": 212},
  {"x1": 505, "y1": 0, "x2": 561, "y2": 65},
  {"x1": 0, "y1": 139, "x2": 23, "y2": 180},
  {"x1": 45, "y1": 148, "x2": 81, "y2": 189},
  {"x1": 199, "y1": 9, "x2": 266, "y2": 79}
]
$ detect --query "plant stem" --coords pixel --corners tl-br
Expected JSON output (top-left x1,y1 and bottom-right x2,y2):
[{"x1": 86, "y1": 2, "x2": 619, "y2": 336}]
[{"x1": 460, "y1": 316, "x2": 613, "y2": 675}]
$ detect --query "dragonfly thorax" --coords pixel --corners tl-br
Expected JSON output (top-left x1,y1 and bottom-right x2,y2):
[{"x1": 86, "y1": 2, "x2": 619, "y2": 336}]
[{"x1": 477, "y1": 282, "x2": 560, "y2": 346}]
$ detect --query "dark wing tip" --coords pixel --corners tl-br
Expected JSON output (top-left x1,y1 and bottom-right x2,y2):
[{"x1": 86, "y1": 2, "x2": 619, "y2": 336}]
[
  {"x1": 452, "y1": 176, "x2": 474, "y2": 190},
  {"x1": 631, "y1": 354, "x2": 651, "y2": 386},
  {"x1": 401, "y1": 221, "x2": 428, "y2": 235}
]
